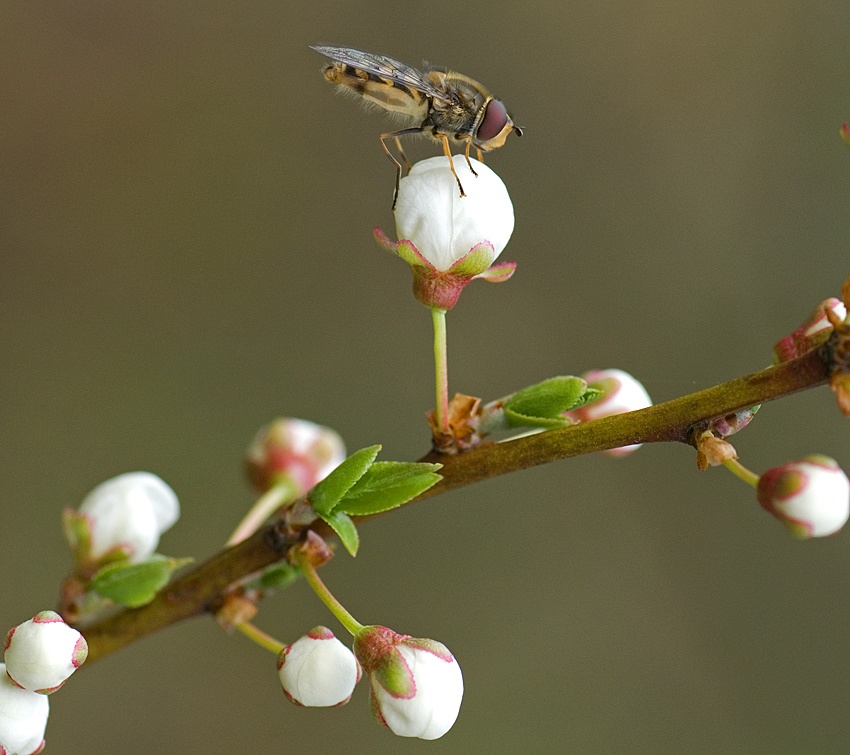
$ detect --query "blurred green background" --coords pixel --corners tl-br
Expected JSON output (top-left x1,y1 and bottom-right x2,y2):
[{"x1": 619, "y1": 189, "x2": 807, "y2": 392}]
[{"x1": 2, "y1": 1, "x2": 850, "y2": 752}]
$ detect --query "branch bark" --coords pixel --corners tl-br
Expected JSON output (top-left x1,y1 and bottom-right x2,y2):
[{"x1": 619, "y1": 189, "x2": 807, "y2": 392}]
[{"x1": 78, "y1": 348, "x2": 831, "y2": 663}]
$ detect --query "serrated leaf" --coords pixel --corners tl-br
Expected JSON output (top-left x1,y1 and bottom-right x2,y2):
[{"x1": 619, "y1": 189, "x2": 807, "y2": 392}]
[
  {"x1": 91, "y1": 555, "x2": 192, "y2": 608},
  {"x1": 506, "y1": 376, "x2": 588, "y2": 420},
  {"x1": 570, "y1": 386, "x2": 604, "y2": 409},
  {"x1": 310, "y1": 445, "x2": 381, "y2": 516},
  {"x1": 320, "y1": 511, "x2": 360, "y2": 557},
  {"x1": 334, "y1": 461, "x2": 442, "y2": 517}
]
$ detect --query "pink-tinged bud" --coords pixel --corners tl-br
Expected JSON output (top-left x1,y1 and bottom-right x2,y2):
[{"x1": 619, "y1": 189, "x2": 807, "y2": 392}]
[
  {"x1": 374, "y1": 156, "x2": 516, "y2": 311},
  {"x1": 245, "y1": 418, "x2": 346, "y2": 495},
  {"x1": 277, "y1": 627, "x2": 360, "y2": 707},
  {"x1": 565, "y1": 369, "x2": 652, "y2": 456},
  {"x1": 0, "y1": 665, "x2": 48, "y2": 754},
  {"x1": 353, "y1": 625, "x2": 463, "y2": 740},
  {"x1": 756, "y1": 455, "x2": 850, "y2": 538},
  {"x1": 76, "y1": 472, "x2": 180, "y2": 563},
  {"x1": 772, "y1": 298, "x2": 847, "y2": 363},
  {"x1": 4, "y1": 612, "x2": 87, "y2": 694}
]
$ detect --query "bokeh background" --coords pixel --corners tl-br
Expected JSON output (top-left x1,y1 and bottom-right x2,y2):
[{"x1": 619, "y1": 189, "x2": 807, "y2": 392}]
[{"x1": 2, "y1": 2, "x2": 850, "y2": 752}]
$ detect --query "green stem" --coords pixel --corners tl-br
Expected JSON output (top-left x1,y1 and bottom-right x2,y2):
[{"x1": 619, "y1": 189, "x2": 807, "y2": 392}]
[
  {"x1": 432, "y1": 307, "x2": 450, "y2": 435},
  {"x1": 226, "y1": 479, "x2": 299, "y2": 547},
  {"x1": 723, "y1": 458, "x2": 760, "y2": 487},
  {"x1": 234, "y1": 620, "x2": 285, "y2": 655},
  {"x1": 298, "y1": 557, "x2": 363, "y2": 637}
]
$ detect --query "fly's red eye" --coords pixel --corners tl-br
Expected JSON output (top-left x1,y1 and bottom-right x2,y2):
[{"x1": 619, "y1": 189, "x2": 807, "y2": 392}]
[{"x1": 476, "y1": 99, "x2": 509, "y2": 142}]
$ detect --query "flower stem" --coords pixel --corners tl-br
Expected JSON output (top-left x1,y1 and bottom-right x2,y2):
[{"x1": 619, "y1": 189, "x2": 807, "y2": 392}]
[
  {"x1": 298, "y1": 557, "x2": 363, "y2": 637},
  {"x1": 226, "y1": 478, "x2": 299, "y2": 547},
  {"x1": 723, "y1": 458, "x2": 760, "y2": 487},
  {"x1": 432, "y1": 307, "x2": 450, "y2": 435},
  {"x1": 234, "y1": 620, "x2": 285, "y2": 655}
]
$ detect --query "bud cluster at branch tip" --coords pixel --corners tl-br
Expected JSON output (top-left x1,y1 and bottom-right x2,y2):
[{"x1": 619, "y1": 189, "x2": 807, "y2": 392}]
[{"x1": 374, "y1": 156, "x2": 516, "y2": 311}]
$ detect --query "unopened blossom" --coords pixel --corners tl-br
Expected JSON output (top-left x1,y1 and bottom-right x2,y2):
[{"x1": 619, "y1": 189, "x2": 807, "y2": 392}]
[
  {"x1": 245, "y1": 418, "x2": 346, "y2": 495},
  {"x1": 0, "y1": 665, "x2": 48, "y2": 755},
  {"x1": 565, "y1": 369, "x2": 652, "y2": 456},
  {"x1": 353, "y1": 625, "x2": 463, "y2": 740},
  {"x1": 277, "y1": 627, "x2": 360, "y2": 707},
  {"x1": 757, "y1": 455, "x2": 850, "y2": 538},
  {"x1": 4, "y1": 613, "x2": 87, "y2": 694},
  {"x1": 772, "y1": 298, "x2": 847, "y2": 363},
  {"x1": 74, "y1": 472, "x2": 180, "y2": 563},
  {"x1": 374, "y1": 156, "x2": 516, "y2": 310}
]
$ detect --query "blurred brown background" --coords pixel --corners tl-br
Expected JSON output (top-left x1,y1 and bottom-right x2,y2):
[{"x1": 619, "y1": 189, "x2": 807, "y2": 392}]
[{"x1": 2, "y1": 1, "x2": 850, "y2": 752}]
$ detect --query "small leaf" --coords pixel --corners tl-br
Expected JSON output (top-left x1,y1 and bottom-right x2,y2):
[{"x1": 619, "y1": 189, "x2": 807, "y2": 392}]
[
  {"x1": 91, "y1": 555, "x2": 192, "y2": 608},
  {"x1": 258, "y1": 562, "x2": 302, "y2": 590},
  {"x1": 334, "y1": 461, "x2": 442, "y2": 517},
  {"x1": 320, "y1": 511, "x2": 360, "y2": 557},
  {"x1": 310, "y1": 445, "x2": 381, "y2": 516},
  {"x1": 503, "y1": 376, "x2": 602, "y2": 429},
  {"x1": 503, "y1": 408, "x2": 571, "y2": 429}
]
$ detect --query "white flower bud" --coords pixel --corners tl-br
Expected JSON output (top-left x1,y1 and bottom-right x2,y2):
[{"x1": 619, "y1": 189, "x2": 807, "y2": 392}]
[
  {"x1": 0, "y1": 665, "x2": 49, "y2": 755},
  {"x1": 78, "y1": 472, "x2": 179, "y2": 562},
  {"x1": 566, "y1": 369, "x2": 652, "y2": 456},
  {"x1": 277, "y1": 627, "x2": 360, "y2": 707},
  {"x1": 245, "y1": 418, "x2": 346, "y2": 495},
  {"x1": 394, "y1": 156, "x2": 514, "y2": 272},
  {"x1": 4, "y1": 612, "x2": 87, "y2": 694},
  {"x1": 354, "y1": 626, "x2": 463, "y2": 740},
  {"x1": 757, "y1": 455, "x2": 850, "y2": 538}
]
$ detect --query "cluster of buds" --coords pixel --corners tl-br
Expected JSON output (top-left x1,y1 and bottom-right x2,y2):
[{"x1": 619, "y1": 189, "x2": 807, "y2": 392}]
[
  {"x1": 1, "y1": 612, "x2": 88, "y2": 754},
  {"x1": 277, "y1": 624, "x2": 463, "y2": 740}
]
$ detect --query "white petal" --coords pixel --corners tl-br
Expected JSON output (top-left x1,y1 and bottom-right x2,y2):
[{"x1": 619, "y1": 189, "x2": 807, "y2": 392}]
[
  {"x1": 0, "y1": 666, "x2": 49, "y2": 755},
  {"x1": 395, "y1": 156, "x2": 514, "y2": 272}
]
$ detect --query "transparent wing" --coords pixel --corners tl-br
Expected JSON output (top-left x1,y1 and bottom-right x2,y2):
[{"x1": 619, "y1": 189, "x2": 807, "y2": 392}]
[{"x1": 310, "y1": 45, "x2": 453, "y2": 103}]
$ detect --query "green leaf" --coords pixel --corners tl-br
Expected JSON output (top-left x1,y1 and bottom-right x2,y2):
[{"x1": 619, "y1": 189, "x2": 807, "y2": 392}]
[
  {"x1": 91, "y1": 555, "x2": 192, "y2": 608},
  {"x1": 320, "y1": 511, "x2": 360, "y2": 557},
  {"x1": 334, "y1": 461, "x2": 443, "y2": 517},
  {"x1": 258, "y1": 562, "x2": 302, "y2": 590},
  {"x1": 310, "y1": 445, "x2": 381, "y2": 516},
  {"x1": 504, "y1": 376, "x2": 599, "y2": 428}
]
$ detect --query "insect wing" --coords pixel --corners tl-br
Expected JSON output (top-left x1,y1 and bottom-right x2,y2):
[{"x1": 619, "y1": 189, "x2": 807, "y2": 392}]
[{"x1": 310, "y1": 45, "x2": 450, "y2": 102}]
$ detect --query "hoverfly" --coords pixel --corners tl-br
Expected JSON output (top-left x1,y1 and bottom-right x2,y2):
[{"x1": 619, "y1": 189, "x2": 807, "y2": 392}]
[{"x1": 311, "y1": 44, "x2": 522, "y2": 205}]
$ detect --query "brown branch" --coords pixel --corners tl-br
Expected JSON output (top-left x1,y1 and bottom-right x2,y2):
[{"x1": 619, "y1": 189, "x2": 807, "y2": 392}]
[{"x1": 79, "y1": 348, "x2": 831, "y2": 663}]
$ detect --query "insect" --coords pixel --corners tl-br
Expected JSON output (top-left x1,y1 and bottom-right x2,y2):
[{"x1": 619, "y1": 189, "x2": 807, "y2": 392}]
[{"x1": 311, "y1": 44, "x2": 522, "y2": 205}]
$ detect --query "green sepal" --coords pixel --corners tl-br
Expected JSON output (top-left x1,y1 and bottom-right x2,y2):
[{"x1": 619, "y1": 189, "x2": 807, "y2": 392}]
[
  {"x1": 91, "y1": 555, "x2": 193, "y2": 608},
  {"x1": 258, "y1": 562, "x2": 302, "y2": 590},
  {"x1": 310, "y1": 445, "x2": 381, "y2": 517},
  {"x1": 62, "y1": 508, "x2": 92, "y2": 563},
  {"x1": 334, "y1": 461, "x2": 442, "y2": 517},
  {"x1": 504, "y1": 377, "x2": 601, "y2": 428},
  {"x1": 319, "y1": 510, "x2": 360, "y2": 557}
]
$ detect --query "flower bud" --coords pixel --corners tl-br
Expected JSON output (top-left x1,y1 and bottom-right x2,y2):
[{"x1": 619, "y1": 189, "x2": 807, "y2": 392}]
[
  {"x1": 4, "y1": 613, "x2": 87, "y2": 694},
  {"x1": 0, "y1": 665, "x2": 48, "y2": 755},
  {"x1": 565, "y1": 369, "x2": 652, "y2": 456},
  {"x1": 353, "y1": 625, "x2": 463, "y2": 740},
  {"x1": 374, "y1": 156, "x2": 516, "y2": 310},
  {"x1": 772, "y1": 298, "x2": 847, "y2": 363},
  {"x1": 277, "y1": 627, "x2": 360, "y2": 707},
  {"x1": 244, "y1": 418, "x2": 346, "y2": 495},
  {"x1": 75, "y1": 472, "x2": 180, "y2": 563},
  {"x1": 395, "y1": 156, "x2": 514, "y2": 272},
  {"x1": 757, "y1": 455, "x2": 850, "y2": 538}
]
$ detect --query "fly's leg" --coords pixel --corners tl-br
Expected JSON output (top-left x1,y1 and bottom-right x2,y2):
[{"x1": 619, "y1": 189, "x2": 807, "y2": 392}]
[
  {"x1": 457, "y1": 134, "x2": 479, "y2": 179},
  {"x1": 380, "y1": 127, "x2": 423, "y2": 209},
  {"x1": 438, "y1": 133, "x2": 466, "y2": 198}
]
